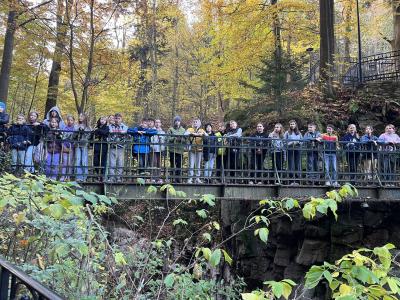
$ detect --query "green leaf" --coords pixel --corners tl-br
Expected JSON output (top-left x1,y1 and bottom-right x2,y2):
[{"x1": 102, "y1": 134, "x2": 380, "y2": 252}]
[
  {"x1": 323, "y1": 270, "x2": 333, "y2": 284},
  {"x1": 202, "y1": 232, "x2": 211, "y2": 242},
  {"x1": 387, "y1": 277, "x2": 399, "y2": 294},
  {"x1": 305, "y1": 266, "x2": 324, "y2": 289},
  {"x1": 196, "y1": 209, "x2": 208, "y2": 219},
  {"x1": 212, "y1": 221, "x2": 220, "y2": 231},
  {"x1": 114, "y1": 252, "x2": 127, "y2": 266},
  {"x1": 137, "y1": 178, "x2": 145, "y2": 185},
  {"x1": 303, "y1": 202, "x2": 314, "y2": 220},
  {"x1": 172, "y1": 219, "x2": 188, "y2": 226},
  {"x1": 147, "y1": 185, "x2": 158, "y2": 194},
  {"x1": 48, "y1": 203, "x2": 66, "y2": 219},
  {"x1": 176, "y1": 190, "x2": 187, "y2": 198},
  {"x1": 222, "y1": 249, "x2": 233, "y2": 265},
  {"x1": 282, "y1": 282, "x2": 293, "y2": 299},
  {"x1": 201, "y1": 194, "x2": 216, "y2": 207},
  {"x1": 210, "y1": 249, "x2": 222, "y2": 267},
  {"x1": 258, "y1": 228, "x2": 269, "y2": 244},
  {"x1": 201, "y1": 247, "x2": 212, "y2": 261},
  {"x1": 164, "y1": 273, "x2": 175, "y2": 288},
  {"x1": 241, "y1": 293, "x2": 260, "y2": 300}
]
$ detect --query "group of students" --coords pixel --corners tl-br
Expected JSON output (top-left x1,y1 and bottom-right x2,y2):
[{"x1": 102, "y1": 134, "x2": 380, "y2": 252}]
[{"x1": 1, "y1": 100, "x2": 400, "y2": 185}]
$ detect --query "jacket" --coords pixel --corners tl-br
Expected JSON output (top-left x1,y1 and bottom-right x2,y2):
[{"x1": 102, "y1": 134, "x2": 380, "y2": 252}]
[
  {"x1": 185, "y1": 127, "x2": 207, "y2": 152},
  {"x1": 284, "y1": 131, "x2": 303, "y2": 148},
  {"x1": 341, "y1": 133, "x2": 360, "y2": 151},
  {"x1": 321, "y1": 133, "x2": 338, "y2": 154},
  {"x1": 203, "y1": 132, "x2": 219, "y2": 161},
  {"x1": 167, "y1": 126, "x2": 186, "y2": 154},
  {"x1": 7, "y1": 124, "x2": 32, "y2": 150},
  {"x1": 62, "y1": 125, "x2": 77, "y2": 153},
  {"x1": 378, "y1": 133, "x2": 400, "y2": 151},
  {"x1": 27, "y1": 123, "x2": 48, "y2": 146},
  {"x1": 303, "y1": 131, "x2": 321, "y2": 150},
  {"x1": 360, "y1": 134, "x2": 382, "y2": 158},
  {"x1": 225, "y1": 128, "x2": 242, "y2": 150},
  {"x1": 0, "y1": 112, "x2": 9, "y2": 143},
  {"x1": 151, "y1": 128, "x2": 166, "y2": 152},
  {"x1": 73, "y1": 124, "x2": 92, "y2": 148},
  {"x1": 127, "y1": 126, "x2": 157, "y2": 154},
  {"x1": 268, "y1": 132, "x2": 284, "y2": 151},
  {"x1": 250, "y1": 132, "x2": 268, "y2": 155},
  {"x1": 108, "y1": 123, "x2": 129, "y2": 148},
  {"x1": 46, "y1": 129, "x2": 63, "y2": 153}
]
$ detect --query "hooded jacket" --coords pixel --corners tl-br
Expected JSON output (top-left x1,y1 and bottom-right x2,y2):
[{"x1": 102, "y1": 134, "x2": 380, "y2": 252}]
[
  {"x1": 128, "y1": 126, "x2": 157, "y2": 154},
  {"x1": 0, "y1": 102, "x2": 9, "y2": 142},
  {"x1": 43, "y1": 106, "x2": 65, "y2": 129}
]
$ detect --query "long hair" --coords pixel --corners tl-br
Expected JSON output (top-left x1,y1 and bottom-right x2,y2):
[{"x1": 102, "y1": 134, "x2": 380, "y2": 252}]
[
  {"x1": 287, "y1": 120, "x2": 300, "y2": 135},
  {"x1": 271, "y1": 123, "x2": 284, "y2": 139}
]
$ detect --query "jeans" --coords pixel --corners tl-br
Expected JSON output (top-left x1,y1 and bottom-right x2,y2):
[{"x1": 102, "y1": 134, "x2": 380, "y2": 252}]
[
  {"x1": 151, "y1": 152, "x2": 161, "y2": 178},
  {"x1": 324, "y1": 153, "x2": 337, "y2": 183},
  {"x1": 25, "y1": 145, "x2": 36, "y2": 173},
  {"x1": 46, "y1": 152, "x2": 61, "y2": 179},
  {"x1": 346, "y1": 152, "x2": 359, "y2": 182},
  {"x1": 75, "y1": 146, "x2": 89, "y2": 181},
  {"x1": 136, "y1": 153, "x2": 149, "y2": 174},
  {"x1": 307, "y1": 151, "x2": 319, "y2": 179},
  {"x1": 287, "y1": 149, "x2": 301, "y2": 179},
  {"x1": 382, "y1": 153, "x2": 396, "y2": 182},
  {"x1": 251, "y1": 152, "x2": 266, "y2": 179},
  {"x1": 11, "y1": 149, "x2": 27, "y2": 171},
  {"x1": 109, "y1": 147, "x2": 125, "y2": 181},
  {"x1": 204, "y1": 153, "x2": 216, "y2": 178},
  {"x1": 93, "y1": 143, "x2": 108, "y2": 176},
  {"x1": 189, "y1": 151, "x2": 202, "y2": 179},
  {"x1": 61, "y1": 151, "x2": 74, "y2": 179},
  {"x1": 169, "y1": 152, "x2": 182, "y2": 182},
  {"x1": 271, "y1": 151, "x2": 284, "y2": 180}
]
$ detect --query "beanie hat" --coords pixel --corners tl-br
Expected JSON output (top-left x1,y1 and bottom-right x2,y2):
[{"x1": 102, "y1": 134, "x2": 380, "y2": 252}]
[
  {"x1": 173, "y1": 115, "x2": 182, "y2": 123},
  {"x1": 0, "y1": 101, "x2": 5, "y2": 111}
]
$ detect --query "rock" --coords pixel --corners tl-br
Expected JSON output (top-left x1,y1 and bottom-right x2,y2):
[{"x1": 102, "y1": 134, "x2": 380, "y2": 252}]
[
  {"x1": 363, "y1": 210, "x2": 385, "y2": 228},
  {"x1": 273, "y1": 247, "x2": 294, "y2": 267},
  {"x1": 364, "y1": 229, "x2": 389, "y2": 248},
  {"x1": 304, "y1": 224, "x2": 329, "y2": 239},
  {"x1": 296, "y1": 239, "x2": 329, "y2": 266},
  {"x1": 284, "y1": 262, "x2": 308, "y2": 282}
]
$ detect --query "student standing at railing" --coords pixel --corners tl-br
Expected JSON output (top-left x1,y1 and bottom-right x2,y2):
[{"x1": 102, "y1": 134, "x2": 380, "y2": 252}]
[
  {"x1": 60, "y1": 115, "x2": 76, "y2": 181},
  {"x1": 203, "y1": 123, "x2": 218, "y2": 183},
  {"x1": 0, "y1": 101, "x2": 9, "y2": 148},
  {"x1": 249, "y1": 123, "x2": 268, "y2": 185},
  {"x1": 43, "y1": 106, "x2": 65, "y2": 129},
  {"x1": 284, "y1": 120, "x2": 303, "y2": 184},
  {"x1": 128, "y1": 118, "x2": 157, "y2": 176},
  {"x1": 167, "y1": 116, "x2": 186, "y2": 183},
  {"x1": 319, "y1": 124, "x2": 339, "y2": 187},
  {"x1": 92, "y1": 117, "x2": 109, "y2": 181},
  {"x1": 45, "y1": 118, "x2": 62, "y2": 179},
  {"x1": 7, "y1": 114, "x2": 32, "y2": 172},
  {"x1": 26, "y1": 111, "x2": 47, "y2": 173},
  {"x1": 215, "y1": 123, "x2": 226, "y2": 181},
  {"x1": 341, "y1": 124, "x2": 360, "y2": 184},
  {"x1": 224, "y1": 120, "x2": 242, "y2": 183},
  {"x1": 150, "y1": 119, "x2": 165, "y2": 184},
  {"x1": 378, "y1": 124, "x2": 400, "y2": 185},
  {"x1": 185, "y1": 118, "x2": 207, "y2": 184},
  {"x1": 108, "y1": 115, "x2": 115, "y2": 126},
  {"x1": 360, "y1": 126, "x2": 382, "y2": 181},
  {"x1": 73, "y1": 114, "x2": 91, "y2": 182},
  {"x1": 268, "y1": 123, "x2": 285, "y2": 183},
  {"x1": 303, "y1": 123, "x2": 321, "y2": 183},
  {"x1": 107, "y1": 113, "x2": 128, "y2": 183}
]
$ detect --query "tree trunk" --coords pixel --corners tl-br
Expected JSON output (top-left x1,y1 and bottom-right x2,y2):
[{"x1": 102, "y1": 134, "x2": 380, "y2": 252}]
[
  {"x1": 319, "y1": 0, "x2": 335, "y2": 97},
  {"x1": 171, "y1": 20, "x2": 179, "y2": 120},
  {"x1": 45, "y1": 0, "x2": 66, "y2": 115},
  {"x1": 0, "y1": 9, "x2": 17, "y2": 105},
  {"x1": 393, "y1": 1, "x2": 400, "y2": 51},
  {"x1": 149, "y1": 0, "x2": 158, "y2": 117}
]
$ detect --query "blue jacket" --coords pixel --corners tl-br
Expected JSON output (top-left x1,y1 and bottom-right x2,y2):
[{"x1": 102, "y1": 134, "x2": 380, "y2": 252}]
[
  {"x1": 7, "y1": 124, "x2": 33, "y2": 150},
  {"x1": 341, "y1": 133, "x2": 360, "y2": 151},
  {"x1": 360, "y1": 134, "x2": 383, "y2": 156},
  {"x1": 128, "y1": 126, "x2": 157, "y2": 154}
]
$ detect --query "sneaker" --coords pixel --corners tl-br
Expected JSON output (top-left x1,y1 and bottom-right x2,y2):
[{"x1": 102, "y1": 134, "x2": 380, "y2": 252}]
[
  {"x1": 290, "y1": 182, "x2": 299, "y2": 186},
  {"x1": 195, "y1": 179, "x2": 203, "y2": 184},
  {"x1": 187, "y1": 179, "x2": 193, "y2": 184},
  {"x1": 157, "y1": 179, "x2": 164, "y2": 184},
  {"x1": 333, "y1": 182, "x2": 340, "y2": 187},
  {"x1": 325, "y1": 181, "x2": 331, "y2": 186},
  {"x1": 249, "y1": 181, "x2": 254, "y2": 185},
  {"x1": 257, "y1": 181, "x2": 263, "y2": 185}
]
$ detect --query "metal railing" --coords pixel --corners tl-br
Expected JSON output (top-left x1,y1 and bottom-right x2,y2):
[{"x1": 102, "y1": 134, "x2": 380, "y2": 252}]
[
  {"x1": 2, "y1": 130, "x2": 400, "y2": 187},
  {"x1": 0, "y1": 257, "x2": 64, "y2": 300}
]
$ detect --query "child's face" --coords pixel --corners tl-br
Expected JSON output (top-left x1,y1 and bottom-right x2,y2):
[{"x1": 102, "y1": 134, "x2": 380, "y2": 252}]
[
  {"x1": 230, "y1": 121, "x2": 237, "y2": 129},
  {"x1": 218, "y1": 123, "x2": 225, "y2": 132},
  {"x1": 308, "y1": 125, "x2": 316, "y2": 132},
  {"x1": 50, "y1": 119, "x2": 58, "y2": 128},
  {"x1": 256, "y1": 124, "x2": 264, "y2": 132},
  {"x1": 50, "y1": 111, "x2": 58, "y2": 118},
  {"x1": 274, "y1": 124, "x2": 281, "y2": 133},
  {"x1": 289, "y1": 122, "x2": 297, "y2": 129},
  {"x1": 141, "y1": 120, "x2": 148, "y2": 128},
  {"x1": 193, "y1": 119, "x2": 201, "y2": 128},
  {"x1": 327, "y1": 127, "x2": 334, "y2": 134},
  {"x1": 100, "y1": 117, "x2": 107, "y2": 125},
  {"x1": 155, "y1": 120, "x2": 161, "y2": 128},
  {"x1": 348, "y1": 125, "x2": 356, "y2": 134},
  {"x1": 108, "y1": 116, "x2": 115, "y2": 124},
  {"x1": 79, "y1": 114, "x2": 85, "y2": 122},
  {"x1": 148, "y1": 120, "x2": 155, "y2": 128},
  {"x1": 16, "y1": 116, "x2": 25, "y2": 125},
  {"x1": 67, "y1": 117, "x2": 75, "y2": 126},
  {"x1": 206, "y1": 125, "x2": 212, "y2": 132},
  {"x1": 386, "y1": 126, "x2": 395, "y2": 134},
  {"x1": 29, "y1": 113, "x2": 38, "y2": 123},
  {"x1": 115, "y1": 116, "x2": 122, "y2": 125},
  {"x1": 365, "y1": 127, "x2": 373, "y2": 135}
]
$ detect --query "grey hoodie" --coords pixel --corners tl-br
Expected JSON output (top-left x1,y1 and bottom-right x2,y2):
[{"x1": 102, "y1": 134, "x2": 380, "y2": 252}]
[{"x1": 43, "y1": 106, "x2": 65, "y2": 129}]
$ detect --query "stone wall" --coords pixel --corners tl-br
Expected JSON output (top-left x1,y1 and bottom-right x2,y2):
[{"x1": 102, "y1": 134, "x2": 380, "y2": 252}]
[{"x1": 221, "y1": 199, "x2": 400, "y2": 291}]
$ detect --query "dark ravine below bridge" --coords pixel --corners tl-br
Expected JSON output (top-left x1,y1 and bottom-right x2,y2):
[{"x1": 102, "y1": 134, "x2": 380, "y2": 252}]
[{"x1": 85, "y1": 183, "x2": 400, "y2": 298}]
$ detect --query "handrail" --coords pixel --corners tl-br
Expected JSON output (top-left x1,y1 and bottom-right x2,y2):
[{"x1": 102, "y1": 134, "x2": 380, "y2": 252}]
[{"x1": 0, "y1": 257, "x2": 64, "y2": 300}]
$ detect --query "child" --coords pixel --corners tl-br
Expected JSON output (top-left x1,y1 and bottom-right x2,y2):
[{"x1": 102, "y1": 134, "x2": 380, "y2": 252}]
[
  {"x1": 378, "y1": 124, "x2": 400, "y2": 184},
  {"x1": 203, "y1": 123, "x2": 218, "y2": 183},
  {"x1": 7, "y1": 114, "x2": 32, "y2": 172},
  {"x1": 60, "y1": 115, "x2": 76, "y2": 180},
  {"x1": 93, "y1": 116, "x2": 109, "y2": 180},
  {"x1": 128, "y1": 118, "x2": 157, "y2": 176},
  {"x1": 303, "y1": 123, "x2": 321, "y2": 183},
  {"x1": 43, "y1": 106, "x2": 65, "y2": 128},
  {"x1": 167, "y1": 116, "x2": 186, "y2": 183},
  {"x1": 284, "y1": 120, "x2": 303, "y2": 184},
  {"x1": 45, "y1": 117, "x2": 63, "y2": 179},
  {"x1": 319, "y1": 124, "x2": 339, "y2": 187},
  {"x1": 360, "y1": 126, "x2": 381, "y2": 181},
  {"x1": 150, "y1": 119, "x2": 166, "y2": 183},
  {"x1": 249, "y1": 123, "x2": 268, "y2": 184},
  {"x1": 341, "y1": 124, "x2": 360, "y2": 184},
  {"x1": 224, "y1": 120, "x2": 242, "y2": 183},
  {"x1": 73, "y1": 113, "x2": 91, "y2": 181},
  {"x1": 268, "y1": 123, "x2": 285, "y2": 183},
  {"x1": 0, "y1": 101, "x2": 9, "y2": 147},
  {"x1": 107, "y1": 113, "x2": 128, "y2": 182},
  {"x1": 26, "y1": 111, "x2": 48, "y2": 173},
  {"x1": 185, "y1": 118, "x2": 207, "y2": 184}
]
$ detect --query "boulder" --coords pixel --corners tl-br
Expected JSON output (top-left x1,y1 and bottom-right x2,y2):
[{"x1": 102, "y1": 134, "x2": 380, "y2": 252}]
[{"x1": 296, "y1": 239, "x2": 329, "y2": 266}]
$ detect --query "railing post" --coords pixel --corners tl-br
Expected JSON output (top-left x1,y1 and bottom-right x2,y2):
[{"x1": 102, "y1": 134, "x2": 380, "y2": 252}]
[{"x1": 0, "y1": 267, "x2": 10, "y2": 300}]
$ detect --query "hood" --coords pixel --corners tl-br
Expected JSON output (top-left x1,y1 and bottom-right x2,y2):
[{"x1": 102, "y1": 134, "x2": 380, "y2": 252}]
[
  {"x1": 46, "y1": 106, "x2": 62, "y2": 120},
  {"x1": 0, "y1": 101, "x2": 6, "y2": 111}
]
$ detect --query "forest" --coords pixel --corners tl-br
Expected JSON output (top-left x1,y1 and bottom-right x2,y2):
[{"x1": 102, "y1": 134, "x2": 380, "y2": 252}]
[{"x1": 0, "y1": 0, "x2": 397, "y2": 128}]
